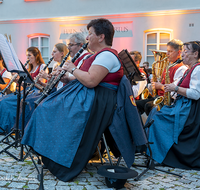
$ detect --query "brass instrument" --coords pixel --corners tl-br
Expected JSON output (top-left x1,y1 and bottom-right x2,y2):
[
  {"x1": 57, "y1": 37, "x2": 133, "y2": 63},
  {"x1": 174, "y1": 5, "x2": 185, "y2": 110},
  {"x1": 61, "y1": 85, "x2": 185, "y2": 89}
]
[
  {"x1": 141, "y1": 88, "x2": 153, "y2": 99},
  {"x1": 141, "y1": 50, "x2": 168, "y2": 101},
  {"x1": 149, "y1": 49, "x2": 169, "y2": 110},
  {"x1": 164, "y1": 59, "x2": 183, "y2": 106},
  {"x1": 150, "y1": 49, "x2": 168, "y2": 94},
  {"x1": 153, "y1": 96, "x2": 164, "y2": 111},
  {"x1": 141, "y1": 88, "x2": 150, "y2": 99}
]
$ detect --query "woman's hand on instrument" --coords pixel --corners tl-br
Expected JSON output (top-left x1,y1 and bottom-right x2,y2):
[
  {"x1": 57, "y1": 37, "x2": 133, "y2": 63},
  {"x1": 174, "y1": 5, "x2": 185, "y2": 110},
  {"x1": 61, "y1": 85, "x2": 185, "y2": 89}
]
[
  {"x1": 37, "y1": 78, "x2": 47, "y2": 88},
  {"x1": 63, "y1": 60, "x2": 76, "y2": 73},
  {"x1": 53, "y1": 67, "x2": 62, "y2": 77},
  {"x1": 13, "y1": 75, "x2": 20, "y2": 83},
  {"x1": 164, "y1": 83, "x2": 176, "y2": 92},
  {"x1": 38, "y1": 70, "x2": 48, "y2": 80},
  {"x1": 60, "y1": 73, "x2": 70, "y2": 84},
  {"x1": 151, "y1": 81, "x2": 164, "y2": 91}
]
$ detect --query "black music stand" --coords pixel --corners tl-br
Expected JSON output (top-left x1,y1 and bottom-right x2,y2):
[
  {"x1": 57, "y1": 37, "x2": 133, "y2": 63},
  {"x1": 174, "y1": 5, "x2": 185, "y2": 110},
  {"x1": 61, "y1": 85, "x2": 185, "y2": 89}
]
[
  {"x1": 0, "y1": 61, "x2": 34, "y2": 161},
  {"x1": 118, "y1": 49, "x2": 145, "y2": 85},
  {"x1": 133, "y1": 120, "x2": 182, "y2": 181},
  {"x1": 0, "y1": 74, "x2": 5, "y2": 85}
]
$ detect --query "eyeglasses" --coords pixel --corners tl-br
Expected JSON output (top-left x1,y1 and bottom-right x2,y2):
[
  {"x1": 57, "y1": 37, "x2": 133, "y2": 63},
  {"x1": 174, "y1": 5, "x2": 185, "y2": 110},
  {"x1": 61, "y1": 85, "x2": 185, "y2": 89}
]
[{"x1": 67, "y1": 43, "x2": 80, "y2": 47}]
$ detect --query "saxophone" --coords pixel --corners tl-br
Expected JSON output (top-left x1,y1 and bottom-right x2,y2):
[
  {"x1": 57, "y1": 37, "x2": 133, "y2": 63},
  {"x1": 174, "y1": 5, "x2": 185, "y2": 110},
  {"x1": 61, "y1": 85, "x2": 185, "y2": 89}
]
[
  {"x1": 151, "y1": 60, "x2": 158, "y2": 97},
  {"x1": 164, "y1": 59, "x2": 182, "y2": 106}
]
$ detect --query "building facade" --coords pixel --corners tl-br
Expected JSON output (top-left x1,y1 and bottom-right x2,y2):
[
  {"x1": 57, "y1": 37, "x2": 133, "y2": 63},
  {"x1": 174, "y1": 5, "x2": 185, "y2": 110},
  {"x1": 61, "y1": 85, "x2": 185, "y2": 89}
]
[{"x1": 0, "y1": 0, "x2": 200, "y2": 67}]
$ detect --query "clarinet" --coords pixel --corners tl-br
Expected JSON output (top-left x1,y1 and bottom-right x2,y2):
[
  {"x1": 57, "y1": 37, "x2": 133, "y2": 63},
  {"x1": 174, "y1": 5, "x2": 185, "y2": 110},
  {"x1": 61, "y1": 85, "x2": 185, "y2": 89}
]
[
  {"x1": 1, "y1": 60, "x2": 30, "y2": 95},
  {"x1": 25, "y1": 57, "x2": 54, "y2": 97},
  {"x1": 34, "y1": 42, "x2": 88, "y2": 106},
  {"x1": 42, "y1": 52, "x2": 70, "y2": 93}
]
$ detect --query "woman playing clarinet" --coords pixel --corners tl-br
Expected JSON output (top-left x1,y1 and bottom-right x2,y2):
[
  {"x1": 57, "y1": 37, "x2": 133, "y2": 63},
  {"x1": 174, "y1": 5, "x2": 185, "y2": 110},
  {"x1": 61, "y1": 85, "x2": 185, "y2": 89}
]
[{"x1": 21, "y1": 18, "x2": 124, "y2": 182}]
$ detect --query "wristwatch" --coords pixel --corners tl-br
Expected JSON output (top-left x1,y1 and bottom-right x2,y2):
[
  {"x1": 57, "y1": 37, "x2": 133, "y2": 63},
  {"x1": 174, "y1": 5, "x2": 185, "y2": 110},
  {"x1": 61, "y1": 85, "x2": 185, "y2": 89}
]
[
  {"x1": 174, "y1": 86, "x2": 179, "y2": 92},
  {"x1": 71, "y1": 67, "x2": 77, "y2": 74}
]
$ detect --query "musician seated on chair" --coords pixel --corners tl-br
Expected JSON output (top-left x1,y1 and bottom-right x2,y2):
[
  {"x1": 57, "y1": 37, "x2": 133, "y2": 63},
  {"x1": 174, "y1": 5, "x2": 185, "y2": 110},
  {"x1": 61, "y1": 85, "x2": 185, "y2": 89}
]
[
  {"x1": 136, "y1": 39, "x2": 188, "y2": 115},
  {"x1": 21, "y1": 18, "x2": 124, "y2": 182},
  {"x1": 143, "y1": 61, "x2": 152, "y2": 82},
  {"x1": 129, "y1": 51, "x2": 147, "y2": 98},
  {"x1": 148, "y1": 41, "x2": 200, "y2": 170},
  {"x1": 0, "y1": 47, "x2": 48, "y2": 134},
  {"x1": 53, "y1": 33, "x2": 91, "y2": 87},
  {"x1": 36, "y1": 43, "x2": 69, "y2": 91},
  {"x1": 0, "y1": 52, "x2": 13, "y2": 95}
]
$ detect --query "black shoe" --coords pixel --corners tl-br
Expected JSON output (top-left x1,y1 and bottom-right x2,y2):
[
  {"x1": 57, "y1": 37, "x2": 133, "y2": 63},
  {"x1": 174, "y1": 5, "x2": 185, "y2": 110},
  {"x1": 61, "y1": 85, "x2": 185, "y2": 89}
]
[
  {"x1": 43, "y1": 164, "x2": 48, "y2": 169},
  {"x1": 153, "y1": 160, "x2": 164, "y2": 166}
]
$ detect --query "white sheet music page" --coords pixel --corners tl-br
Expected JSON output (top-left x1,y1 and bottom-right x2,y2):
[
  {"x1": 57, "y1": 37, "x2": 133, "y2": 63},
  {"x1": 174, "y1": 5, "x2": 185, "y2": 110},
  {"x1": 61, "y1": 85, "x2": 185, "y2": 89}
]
[{"x1": 0, "y1": 34, "x2": 24, "y2": 72}]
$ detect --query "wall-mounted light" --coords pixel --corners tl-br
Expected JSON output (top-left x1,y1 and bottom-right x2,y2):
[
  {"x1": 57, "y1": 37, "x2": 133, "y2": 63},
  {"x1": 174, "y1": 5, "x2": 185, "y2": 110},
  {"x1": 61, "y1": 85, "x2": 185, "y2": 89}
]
[{"x1": 0, "y1": 0, "x2": 3, "y2": 4}]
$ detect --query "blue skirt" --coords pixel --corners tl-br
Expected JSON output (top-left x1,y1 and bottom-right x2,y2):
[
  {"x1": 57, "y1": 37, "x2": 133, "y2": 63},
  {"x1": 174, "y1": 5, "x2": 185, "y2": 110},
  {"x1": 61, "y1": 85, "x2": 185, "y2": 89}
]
[
  {"x1": 148, "y1": 96, "x2": 192, "y2": 163},
  {"x1": 22, "y1": 79, "x2": 117, "y2": 181},
  {"x1": 0, "y1": 88, "x2": 40, "y2": 134}
]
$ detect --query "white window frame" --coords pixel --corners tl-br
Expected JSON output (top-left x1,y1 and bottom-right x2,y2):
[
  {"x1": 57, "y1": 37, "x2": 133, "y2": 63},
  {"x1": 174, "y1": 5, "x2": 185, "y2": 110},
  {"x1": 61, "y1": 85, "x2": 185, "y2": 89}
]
[
  {"x1": 144, "y1": 29, "x2": 173, "y2": 64},
  {"x1": 28, "y1": 33, "x2": 50, "y2": 64}
]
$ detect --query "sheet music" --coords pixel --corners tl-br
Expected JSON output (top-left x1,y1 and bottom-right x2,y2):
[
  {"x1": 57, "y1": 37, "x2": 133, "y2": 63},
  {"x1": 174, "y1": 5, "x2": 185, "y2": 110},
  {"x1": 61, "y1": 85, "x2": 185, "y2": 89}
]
[
  {"x1": 118, "y1": 49, "x2": 144, "y2": 82},
  {"x1": 0, "y1": 34, "x2": 24, "y2": 72}
]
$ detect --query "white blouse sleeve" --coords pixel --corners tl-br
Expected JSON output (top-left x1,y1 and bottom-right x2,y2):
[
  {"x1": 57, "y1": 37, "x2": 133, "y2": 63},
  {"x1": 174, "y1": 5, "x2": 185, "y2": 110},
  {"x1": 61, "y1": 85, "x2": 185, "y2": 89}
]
[
  {"x1": 172, "y1": 65, "x2": 188, "y2": 86},
  {"x1": 186, "y1": 66, "x2": 200, "y2": 100},
  {"x1": 132, "y1": 73, "x2": 147, "y2": 98},
  {"x1": 2, "y1": 70, "x2": 12, "y2": 79},
  {"x1": 39, "y1": 64, "x2": 48, "y2": 73},
  {"x1": 92, "y1": 51, "x2": 121, "y2": 73}
]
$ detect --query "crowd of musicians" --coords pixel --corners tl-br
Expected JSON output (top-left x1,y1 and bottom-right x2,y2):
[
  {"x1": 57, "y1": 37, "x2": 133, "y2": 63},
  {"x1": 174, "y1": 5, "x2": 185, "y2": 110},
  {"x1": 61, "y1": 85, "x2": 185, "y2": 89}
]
[{"x1": 0, "y1": 18, "x2": 200, "y2": 181}]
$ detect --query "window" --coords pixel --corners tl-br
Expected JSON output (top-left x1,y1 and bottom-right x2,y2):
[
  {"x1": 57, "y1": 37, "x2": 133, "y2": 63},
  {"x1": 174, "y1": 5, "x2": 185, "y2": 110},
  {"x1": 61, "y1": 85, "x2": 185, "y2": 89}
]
[
  {"x1": 28, "y1": 33, "x2": 50, "y2": 64},
  {"x1": 144, "y1": 29, "x2": 173, "y2": 67}
]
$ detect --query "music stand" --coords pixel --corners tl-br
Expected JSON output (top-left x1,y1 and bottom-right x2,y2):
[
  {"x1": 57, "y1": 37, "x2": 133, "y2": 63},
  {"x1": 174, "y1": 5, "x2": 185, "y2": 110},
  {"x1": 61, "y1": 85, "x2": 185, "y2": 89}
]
[
  {"x1": 0, "y1": 61, "x2": 34, "y2": 161},
  {"x1": 118, "y1": 49, "x2": 145, "y2": 85},
  {"x1": 0, "y1": 75, "x2": 5, "y2": 85}
]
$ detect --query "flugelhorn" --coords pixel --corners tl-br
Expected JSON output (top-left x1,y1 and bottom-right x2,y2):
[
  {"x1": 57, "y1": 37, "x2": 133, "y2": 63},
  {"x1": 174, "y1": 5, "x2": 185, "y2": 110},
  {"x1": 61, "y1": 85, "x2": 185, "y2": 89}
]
[{"x1": 34, "y1": 42, "x2": 88, "y2": 106}]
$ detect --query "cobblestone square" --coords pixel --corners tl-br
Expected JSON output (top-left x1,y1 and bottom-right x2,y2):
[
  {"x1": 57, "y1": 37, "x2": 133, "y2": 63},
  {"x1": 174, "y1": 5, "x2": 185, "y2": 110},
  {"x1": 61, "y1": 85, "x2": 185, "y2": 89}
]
[{"x1": 0, "y1": 137, "x2": 199, "y2": 190}]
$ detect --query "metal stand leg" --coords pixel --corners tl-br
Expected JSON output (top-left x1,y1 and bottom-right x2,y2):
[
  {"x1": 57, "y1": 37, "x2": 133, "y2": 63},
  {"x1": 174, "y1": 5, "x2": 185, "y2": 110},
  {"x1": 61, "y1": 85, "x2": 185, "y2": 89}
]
[
  {"x1": 97, "y1": 145, "x2": 103, "y2": 164},
  {"x1": 102, "y1": 133, "x2": 113, "y2": 165}
]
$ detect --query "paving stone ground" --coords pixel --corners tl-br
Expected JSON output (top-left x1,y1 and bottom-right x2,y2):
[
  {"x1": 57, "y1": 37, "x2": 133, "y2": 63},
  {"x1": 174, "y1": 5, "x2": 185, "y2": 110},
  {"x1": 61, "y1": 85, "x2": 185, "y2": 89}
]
[{"x1": 0, "y1": 136, "x2": 200, "y2": 190}]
